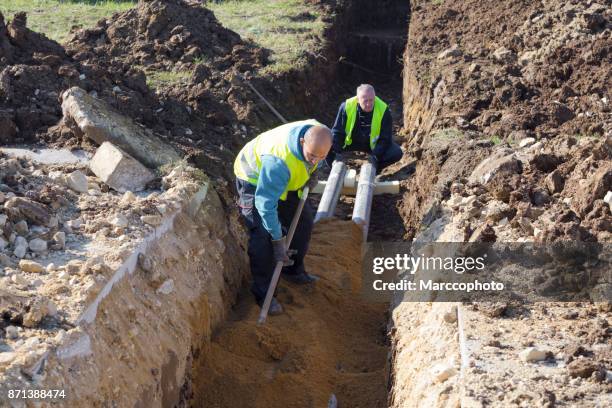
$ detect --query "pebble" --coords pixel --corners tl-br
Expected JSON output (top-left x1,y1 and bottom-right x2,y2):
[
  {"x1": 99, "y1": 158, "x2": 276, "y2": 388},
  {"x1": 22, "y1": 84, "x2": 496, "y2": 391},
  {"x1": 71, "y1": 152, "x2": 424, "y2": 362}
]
[
  {"x1": 519, "y1": 137, "x2": 536, "y2": 148},
  {"x1": 443, "y1": 305, "x2": 458, "y2": 323},
  {"x1": 53, "y1": 231, "x2": 66, "y2": 249},
  {"x1": 141, "y1": 215, "x2": 162, "y2": 226},
  {"x1": 66, "y1": 260, "x2": 84, "y2": 275},
  {"x1": 14, "y1": 236, "x2": 28, "y2": 258},
  {"x1": 0, "y1": 352, "x2": 17, "y2": 365},
  {"x1": 0, "y1": 253, "x2": 11, "y2": 266},
  {"x1": 431, "y1": 363, "x2": 457, "y2": 383},
  {"x1": 19, "y1": 260, "x2": 44, "y2": 273},
  {"x1": 120, "y1": 191, "x2": 136, "y2": 205},
  {"x1": 28, "y1": 238, "x2": 47, "y2": 253},
  {"x1": 11, "y1": 274, "x2": 28, "y2": 286},
  {"x1": 15, "y1": 220, "x2": 29, "y2": 235},
  {"x1": 5, "y1": 326, "x2": 18, "y2": 339},
  {"x1": 0, "y1": 214, "x2": 7, "y2": 227},
  {"x1": 0, "y1": 236, "x2": 7, "y2": 251},
  {"x1": 157, "y1": 279, "x2": 174, "y2": 295},
  {"x1": 66, "y1": 170, "x2": 88, "y2": 193},
  {"x1": 111, "y1": 214, "x2": 129, "y2": 228},
  {"x1": 520, "y1": 347, "x2": 548, "y2": 362}
]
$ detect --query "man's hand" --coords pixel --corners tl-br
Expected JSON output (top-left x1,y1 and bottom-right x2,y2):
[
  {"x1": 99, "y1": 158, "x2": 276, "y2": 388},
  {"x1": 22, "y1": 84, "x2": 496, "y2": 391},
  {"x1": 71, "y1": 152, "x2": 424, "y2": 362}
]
[{"x1": 272, "y1": 236, "x2": 294, "y2": 266}]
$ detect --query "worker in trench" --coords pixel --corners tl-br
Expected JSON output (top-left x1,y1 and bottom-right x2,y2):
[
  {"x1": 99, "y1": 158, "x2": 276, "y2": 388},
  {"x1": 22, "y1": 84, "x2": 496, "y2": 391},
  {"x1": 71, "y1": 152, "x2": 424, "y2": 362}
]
[
  {"x1": 234, "y1": 120, "x2": 332, "y2": 315},
  {"x1": 326, "y1": 84, "x2": 403, "y2": 173}
]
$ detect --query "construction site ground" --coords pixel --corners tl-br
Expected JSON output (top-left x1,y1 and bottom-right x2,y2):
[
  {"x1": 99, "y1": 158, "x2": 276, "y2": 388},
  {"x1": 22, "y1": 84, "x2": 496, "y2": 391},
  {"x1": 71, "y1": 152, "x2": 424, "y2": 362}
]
[{"x1": 0, "y1": 1, "x2": 610, "y2": 407}]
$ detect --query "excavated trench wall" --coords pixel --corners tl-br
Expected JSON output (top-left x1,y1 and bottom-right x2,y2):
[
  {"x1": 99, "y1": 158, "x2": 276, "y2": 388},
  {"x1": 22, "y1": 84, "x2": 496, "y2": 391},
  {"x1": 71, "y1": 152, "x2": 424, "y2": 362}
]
[{"x1": 26, "y1": 173, "x2": 248, "y2": 407}]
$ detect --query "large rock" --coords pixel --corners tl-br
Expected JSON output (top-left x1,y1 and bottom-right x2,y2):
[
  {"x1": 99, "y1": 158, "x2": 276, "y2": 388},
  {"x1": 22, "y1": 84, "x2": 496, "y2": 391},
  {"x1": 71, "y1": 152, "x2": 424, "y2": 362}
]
[
  {"x1": 61, "y1": 87, "x2": 181, "y2": 168},
  {"x1": 468, "y1": 149, "x2": 522, "y2": 185},
  {"x1": 4, "y1": 197, "x2": 51, "y2": 226},
  {"x1": 89, "y1": 142, "x2": 155, "y2": 193}
]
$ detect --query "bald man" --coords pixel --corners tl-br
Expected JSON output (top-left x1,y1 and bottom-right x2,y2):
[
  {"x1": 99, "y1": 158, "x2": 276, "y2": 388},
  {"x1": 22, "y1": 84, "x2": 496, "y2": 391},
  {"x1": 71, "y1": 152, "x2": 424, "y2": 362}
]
[
  {"x1": 327, "y1": 84, "x2": 403, "y2": 172},
  {"x1": 234, "y1": 120, "x2": 332, "y2": 314}
]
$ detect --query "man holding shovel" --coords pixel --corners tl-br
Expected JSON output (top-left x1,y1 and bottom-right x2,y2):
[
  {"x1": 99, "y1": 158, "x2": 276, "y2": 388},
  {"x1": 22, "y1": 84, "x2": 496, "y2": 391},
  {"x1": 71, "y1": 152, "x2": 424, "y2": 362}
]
[{"x1": 234, "y1": 120, "x2": 332, "y2": 315}]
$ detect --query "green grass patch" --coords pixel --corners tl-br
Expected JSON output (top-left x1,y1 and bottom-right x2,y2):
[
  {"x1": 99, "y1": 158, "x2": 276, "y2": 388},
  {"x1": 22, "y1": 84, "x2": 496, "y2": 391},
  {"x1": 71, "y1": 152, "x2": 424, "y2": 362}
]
[
  {"x1": 0, "y1": 0, "x2": 136, "y2": 44},
  {"x1": 432, "y1": 128, "x2": 463, "y2": 139},
  {"x1": 490, "y1": 134, "x2": 502, "y2": 145},
  {"x1": 145, "y1": 69, "x2": 193, "y2": 90},
  {"x1": 205, "y1": 0, "x2": 328, "y2": 75}
]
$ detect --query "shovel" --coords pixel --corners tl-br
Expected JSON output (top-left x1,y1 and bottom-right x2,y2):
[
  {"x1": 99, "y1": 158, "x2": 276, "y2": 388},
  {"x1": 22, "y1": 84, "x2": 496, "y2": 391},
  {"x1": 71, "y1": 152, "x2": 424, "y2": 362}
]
[{"x1": 257, "y1": 186, "x2": 310, "y2": 324}]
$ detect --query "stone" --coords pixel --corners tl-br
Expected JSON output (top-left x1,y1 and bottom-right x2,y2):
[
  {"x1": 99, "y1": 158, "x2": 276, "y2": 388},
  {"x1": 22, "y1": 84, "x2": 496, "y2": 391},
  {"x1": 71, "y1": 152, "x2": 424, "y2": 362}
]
[
  {"x1": 5, "y1": 325, "x2": 18, "y2": 339},
  {"x1": 546, "y1": 170, "x2": 565, "y2": 194},
  {"x1": 61, "y1": 87, "x2": 180, "y2": 168},
  {"x1": 120, "y1": 191, "x2": 137, "y2": 205},
  {"x1": 4, "y1": 197, "x2": 51, "y2": 226},
  {"x1": 443, "y1": 306, "x2": 458, "y2": 323},
  {"x1": 66, "y1": 260, "x2": 84, "y2": 275},
  {"x1": 66, "y1": 170, "x2": 88, "y2": 193},
  {"x1": 469, "y1": 223, "x2": 497, "y2": 242},
  {"x1": 0, "y1": 236, "x2": 7, "y2": 251},
  {"x1": 0, "y1": 253, "x2": 11, "y2": 266},
  {"x1": 110, "y1": 214, "x2": 129, "y2": 228},
  {"x1": 0, "y1": 214, "x2": 7, "y2": 228},
  {"x1": 0, "y1": 352, "x2": 17, "y2": 365},
  {"x1": 468, "y1": 149, "x2": 522, "y2": 185},
  {"x1": 567, "y1": 359, "x2": 599, "y2": 378},
  {"x1": 492, "y1": 46, "x2": 516, "y2": 63},
  {"x1": 604, "y1": 191, "x2": 612, "y2": 206},
  {"x1": 14, "y1": 236, "x2": 27, "y2": 258},
  {"x1": 28, "y1": 238, "x2": 47, "y2": 253},
  {"x1": 53, "y1": 231, "x2": 66, "y2": 249},
  {"x1": 19, "y1": 260, "x2": 44, "y2": 273},
  {"x1": 11, "y1": 273, "x2": 28, "y2": 286},
  {"x1": 89, "y1": 142, "x2": 155, "y2": 193},
  {"x1": 437, "y1": 45, "x2": 462, "y2": 59},
  {"x1": 14, "y1": 220, "x2": 28, "y2": 235},
  {"x1": 519, "y1": 137, "x2": 536, "y2": 148},
  {"x1": 431, "y1": 363, "x2": 457, "y2": 383},
  {"x1": 46, "y1": 263, "x2": 56, "y2": 272},
  {"x1": 520, "y1": 347, "x2": 548, "y2": 362},
  {"x1": 141, "y1": 215, "x2": 162, "y2": 226},
  {"x1": 157, "y1": 279, "x2": 174, "y2": 295},
  {"x1": 23, "y1": 298, "x2": 50, "y2": 328}
]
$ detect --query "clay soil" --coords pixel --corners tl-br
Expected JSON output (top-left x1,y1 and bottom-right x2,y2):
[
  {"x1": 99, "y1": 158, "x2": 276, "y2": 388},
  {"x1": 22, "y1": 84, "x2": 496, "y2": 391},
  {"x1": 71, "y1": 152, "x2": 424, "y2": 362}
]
[{"x1": 190, "y1": 220, "x2": 389, "y2": 408}]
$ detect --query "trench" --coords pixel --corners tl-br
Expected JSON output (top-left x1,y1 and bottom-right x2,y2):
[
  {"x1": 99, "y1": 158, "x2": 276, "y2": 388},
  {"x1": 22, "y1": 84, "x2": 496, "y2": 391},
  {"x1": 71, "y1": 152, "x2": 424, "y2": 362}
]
[{"x1": 185, "y1": 2, "x2": 413, "y2": 407}]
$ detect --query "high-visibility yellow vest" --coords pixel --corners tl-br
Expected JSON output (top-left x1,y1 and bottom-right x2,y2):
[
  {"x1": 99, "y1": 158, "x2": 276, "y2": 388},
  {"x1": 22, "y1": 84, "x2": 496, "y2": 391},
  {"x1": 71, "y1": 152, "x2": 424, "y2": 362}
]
[
  {"x1": 234, "y1": 120, "x2": 321, "y2": 200},
  {"x1": 343, "y1": 96, "x2": 388, "y2": 149}
]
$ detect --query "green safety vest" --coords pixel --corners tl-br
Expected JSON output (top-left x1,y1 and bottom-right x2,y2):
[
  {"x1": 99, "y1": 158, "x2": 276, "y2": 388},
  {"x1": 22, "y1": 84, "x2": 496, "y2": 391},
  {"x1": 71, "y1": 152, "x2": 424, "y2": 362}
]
[
  {"x1": 343, "y1": 96, "x2": 388, "y2": 150},
  {"x1": 234, "y1": 120, "x2": 320, "y2": 200}
]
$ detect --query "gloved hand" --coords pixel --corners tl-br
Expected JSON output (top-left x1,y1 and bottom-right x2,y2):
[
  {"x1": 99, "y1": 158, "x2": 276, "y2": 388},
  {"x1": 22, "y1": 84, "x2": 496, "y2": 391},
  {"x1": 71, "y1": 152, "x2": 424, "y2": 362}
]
[
  {"x1": 333, "y1": 153, "x2": 344, "y2": 164},
  {"x1": 272, "y1": 236, "x2": 294, "y2": 266},
  {"x1": 305, "y1": 170, "x2": 319, "y2": 190}
]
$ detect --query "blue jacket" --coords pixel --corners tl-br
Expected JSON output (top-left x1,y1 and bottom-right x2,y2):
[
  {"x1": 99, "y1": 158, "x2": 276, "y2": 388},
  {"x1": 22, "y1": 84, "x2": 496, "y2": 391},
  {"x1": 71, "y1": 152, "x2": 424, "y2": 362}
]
[{"x1": 255, "y1": 124, "x2": 313, "y2": 240}]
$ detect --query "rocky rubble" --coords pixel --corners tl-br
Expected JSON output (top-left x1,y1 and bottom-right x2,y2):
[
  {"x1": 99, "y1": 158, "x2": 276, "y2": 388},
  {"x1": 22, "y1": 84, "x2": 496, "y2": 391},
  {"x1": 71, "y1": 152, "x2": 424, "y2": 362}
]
[{"x1": 0, "y1": 150, "x2": 200, "y2": 383}]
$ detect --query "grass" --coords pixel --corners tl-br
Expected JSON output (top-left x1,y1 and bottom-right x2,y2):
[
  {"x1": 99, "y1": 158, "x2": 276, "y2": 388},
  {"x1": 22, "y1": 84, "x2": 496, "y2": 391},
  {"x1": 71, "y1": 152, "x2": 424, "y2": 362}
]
[
  {"x1": 205, "y1": 0, "x2": 328, "y2": 75},
  {"x1": 432, "y1": 128, "x2": 463, "y2": 140},
  {"x1": 145, "y1": 70, "x2": 193, "y2": 90},
  {"x1": 0, "y1": 0, "x2": 136, "y2": 44},
  {"x1": 490, "y1": 134, "x2": 502, "y2": 145}
]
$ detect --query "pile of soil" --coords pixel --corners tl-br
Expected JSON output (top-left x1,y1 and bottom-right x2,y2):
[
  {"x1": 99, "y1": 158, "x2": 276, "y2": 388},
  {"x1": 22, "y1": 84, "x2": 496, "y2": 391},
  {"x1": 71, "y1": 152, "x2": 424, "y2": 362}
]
[
  {"x1": 190, "y1": 220, "x2": 389, "y2": 408},
  {"x1": 1, "y1": 0, "x2": 274, "y2": 185},
  {"x1": 404, "y1": 0, "x2": 611, "y2": 140}
]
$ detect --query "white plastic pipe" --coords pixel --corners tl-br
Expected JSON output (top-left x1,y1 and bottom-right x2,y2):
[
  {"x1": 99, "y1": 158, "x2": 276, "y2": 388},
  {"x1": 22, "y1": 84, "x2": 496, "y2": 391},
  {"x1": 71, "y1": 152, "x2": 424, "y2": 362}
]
[
  {"x1": 315, "y1": 161, "x2": 347, "y2": 223},
  {"x1": 352, "y1": 163, "x2": 376, "y2": 241}
]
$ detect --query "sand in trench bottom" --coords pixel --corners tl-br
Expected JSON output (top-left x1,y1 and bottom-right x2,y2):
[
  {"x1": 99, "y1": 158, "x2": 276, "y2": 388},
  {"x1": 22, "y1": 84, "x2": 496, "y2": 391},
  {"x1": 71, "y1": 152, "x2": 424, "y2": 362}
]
[{"x1": 191, "y1": 219, "x2": 389, "y2": 408}]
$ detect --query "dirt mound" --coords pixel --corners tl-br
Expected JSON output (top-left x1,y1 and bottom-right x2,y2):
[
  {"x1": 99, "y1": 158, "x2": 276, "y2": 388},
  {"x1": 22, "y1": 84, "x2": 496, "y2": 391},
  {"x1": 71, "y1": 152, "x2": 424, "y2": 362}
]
[
  {"x1": 65, "y1": 0, "x2": 266, "y2": 73},
  {"x1": 1, "y1": 1, "x2": 275, "y2": 185},
  {"x1": 404, "y1": 0, "x2": 611, "y2": 140},
  {"x1": 191, "y1": 219, "x2": 389, "y2": 408}
]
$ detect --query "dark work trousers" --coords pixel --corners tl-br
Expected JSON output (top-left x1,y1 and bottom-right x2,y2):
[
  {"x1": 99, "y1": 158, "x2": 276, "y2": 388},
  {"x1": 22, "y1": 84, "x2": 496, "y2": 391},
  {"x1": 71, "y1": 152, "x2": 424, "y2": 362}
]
[
  {"x1": 235, "y1": 178, "x2": 314, "y2": 302},
  {"x1": 325, "y1": 141, "x2": 403, "y2": 172}
]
